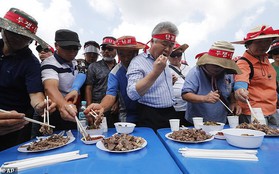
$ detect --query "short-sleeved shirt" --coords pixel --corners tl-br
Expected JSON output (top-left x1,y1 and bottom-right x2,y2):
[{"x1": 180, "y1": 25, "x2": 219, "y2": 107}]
[
  {"x1": 107, "y1": 63, "x2": 138, "y2": 122},
  {"x1": 126, "y1": 51, "x2": 175, "y2": 108},
  {"x1": 182, "y1": 66, "x2": 234, "y2": 123},
  {"x1": 271, "y1": 62, "x2": 279, "y2": 82},
  {"x1": 169, "y1": 64, "x2": 191, "y2": 111},
  {"x1": 0, "y1": 39, "x2": 44, "y2": 113},
  {"x1": 41, "y1": 52, "x2": 78, "y2": 96},
  {"x1": 235, "y1": 51, "x2": 277, "y2": 116},
  {"x1": 86, "y1": 59, "x2": 116, "y2": 103}
]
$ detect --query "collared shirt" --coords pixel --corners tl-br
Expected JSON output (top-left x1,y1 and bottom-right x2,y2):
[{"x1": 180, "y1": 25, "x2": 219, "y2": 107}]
[
  {"x1": 107, "y1": 63, "x2": 138, "y2": 122},
  {"x1": 126, "y1": 51, "x2": 175, "y2": 108},
  {"x1": 41, "y1": 52, "x2": 78, "y2": 96},
  {"x1": 169, "y1": 64, "x2": 191, "y2": 111},
  {"x1": 182, "y1": 66, "x2": 234, "y2": 123},
  {"x1": 0, "y1": 39, "x2": 44, "y2": 113},
  {"x1": 235, "y1": 51, "x2": 277, "y2": 116},
  {"x1": 86, "y1": 59, "x2": 116, "y2": 103}
]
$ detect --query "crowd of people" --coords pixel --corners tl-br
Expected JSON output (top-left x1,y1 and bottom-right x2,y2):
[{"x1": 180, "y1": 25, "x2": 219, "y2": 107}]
[{"x1": 1, "y1": 7, "x2": 279, "y2": 151}]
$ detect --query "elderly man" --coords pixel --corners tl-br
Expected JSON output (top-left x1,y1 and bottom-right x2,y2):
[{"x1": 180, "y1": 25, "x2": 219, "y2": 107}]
[
  {"x1": 41, "y1": 29, "x2": 81, "y2": 130},
  {"x1": 85, "y1": 36, "x2": 118, "y2": 127},
  {"x1": 0, "y1": 8, "x2": 55, "y2": 151},
  {"x1": 84, "y1": 36, "x2": 145, "y2": 124},
  {"x1": 126, "y1": 21, "x2": 181, "y2": 130}
]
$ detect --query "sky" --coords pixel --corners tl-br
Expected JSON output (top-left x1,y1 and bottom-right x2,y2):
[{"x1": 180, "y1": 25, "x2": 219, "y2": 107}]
[{"x1": 1, "y1": 0, "x2": 279, "y2": 66}]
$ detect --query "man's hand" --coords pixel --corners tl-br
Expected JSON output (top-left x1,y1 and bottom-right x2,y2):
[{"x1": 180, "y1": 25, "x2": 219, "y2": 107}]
[
  {"x1": 235, "y1": 88, "x2": 249, "y2": 102},
  {"x1": 204, "y1": 90, "x2": 220, "y2": 103},
  {"x1": 0, "y1": 111, "x2": 28, "y2": 135}
]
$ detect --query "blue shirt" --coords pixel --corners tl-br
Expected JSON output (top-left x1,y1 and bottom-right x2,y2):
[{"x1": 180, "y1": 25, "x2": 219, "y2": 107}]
[
  {"x1": 107, "y1": 63, "x2": 138, "y2": 122},
  {"x1": 0, "y1": 39, "x2": 44, "y2": 113},
  {"x1": 126, "y1": 51, "x2": 174, "y2": 108},
  {"x1": 181, "y1": 66, "x2": 234, "y2": 123}
]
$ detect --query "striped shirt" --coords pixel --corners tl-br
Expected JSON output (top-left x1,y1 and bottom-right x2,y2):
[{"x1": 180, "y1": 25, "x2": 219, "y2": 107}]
[
  {"x1": 126, "y1": 51, "x2": 174, "y2": 108},
  {"x1": 41, "y1": 53, "x2": 78, "y2": 96}
]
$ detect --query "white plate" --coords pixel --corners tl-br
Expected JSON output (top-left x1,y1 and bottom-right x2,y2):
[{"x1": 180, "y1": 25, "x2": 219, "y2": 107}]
[
  {"x1": 209, "y1": 131, "x2": 226, "y2": 140},
  {"x1": 96, "y1": 139, "x2": 147, "y2": 153},
  {"x1": 81, "y1": 135, "x2": 104, "y2": 145},
  {"x1": 18, "y1": 136, "x2": 75, "y2": 153},
  {"x1": 165, "y1": 132, "x2": 214, "y2": 143}
]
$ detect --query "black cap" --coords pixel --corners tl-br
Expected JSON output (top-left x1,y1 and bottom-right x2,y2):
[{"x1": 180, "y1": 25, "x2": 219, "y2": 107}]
[{"x1": 55, "y1": 29, "x2": 81, "y2": 47}]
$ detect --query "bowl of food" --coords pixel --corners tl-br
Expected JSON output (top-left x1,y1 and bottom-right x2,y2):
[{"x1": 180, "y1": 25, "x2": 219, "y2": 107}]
[
  {"x1": 200, "y1": 121, "x2": 225, "y2": 133},
  {"x1": 81, "y1": 135, "x2": 104, "y2": 145},
  {"x1": 222, "y1": 128, "x2": 266, "y2": 148},
  {"x1": 85, "y1": 126, "x2": 103, "y2": 135},
  {"x1": 114, "y1": 122, "x2": 136, "y2": 134}
]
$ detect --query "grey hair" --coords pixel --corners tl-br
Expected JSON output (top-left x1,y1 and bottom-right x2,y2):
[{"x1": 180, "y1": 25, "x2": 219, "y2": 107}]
[{"x1": 151, "y1": 21, "x2": 179, "y2": 36}]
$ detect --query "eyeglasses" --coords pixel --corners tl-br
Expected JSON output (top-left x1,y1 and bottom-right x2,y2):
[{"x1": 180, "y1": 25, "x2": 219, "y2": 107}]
[
  {"x1": 60, "y1": 45, "x2": 81, "y2": 51},
  {"x1": 101, "y1": 46, "x2": 114, "y2": 51},
  {"x1": 170, "y1": 52, "x2": 183, "y2": 58}
]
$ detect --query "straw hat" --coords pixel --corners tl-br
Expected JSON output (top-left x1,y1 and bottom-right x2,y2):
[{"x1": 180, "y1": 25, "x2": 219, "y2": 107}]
[
  {"x1": 108, "y1": 36, "x2": 145, "y2": 50},
  {"x1": 0, "y1": 8, "x2": 49, "y2": 48},
  {"x1": 231, "y1": 25, "x2": 279, "y2": 44},
  {"x1": 196, "y1": 41, "x2": 242, "y2": 74},
  {"x1": 172, "y1": 42, "x2": 189, "y2": 52}
]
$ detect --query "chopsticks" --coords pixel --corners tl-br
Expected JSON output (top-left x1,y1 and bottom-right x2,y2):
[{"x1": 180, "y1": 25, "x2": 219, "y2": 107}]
[
  {"x1": 2, "y1": 150, "x2": 88, "y2": 171},
  {"x1": 42, "y1": 96, "x2": 50, "y2": 129},
  {"x1": 218, "y1": 99, "x2": 233, "y2": 114},
  {"x1": 0, "y1": 109, "x2": 55, "y2": 128},
  {"x1": 246, "y1": 99, "x2": 258, "y2": 120},
  {"x1": 179, "y1": 147, "x2": 258, "y2": 161},
  {"x1": 74, "y1": 116, "x2": 88, "y2": 141},
  {"x1": 89, "y1": 109, "x2": 98, "y2": 118}
]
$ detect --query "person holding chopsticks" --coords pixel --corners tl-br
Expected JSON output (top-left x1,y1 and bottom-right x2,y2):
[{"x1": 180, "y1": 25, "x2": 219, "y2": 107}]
[
  {"x1": 181, "y1": 41, "x2": 242, "y2": 124},
  {"x1": 0, "y1": 8, "x2": 56, "y2": 151}
]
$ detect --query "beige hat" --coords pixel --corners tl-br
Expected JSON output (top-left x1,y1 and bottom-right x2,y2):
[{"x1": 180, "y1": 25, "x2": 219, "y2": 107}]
[
  {"x1": 231, "y1": 25, "x2": 279, "y2": 44},
  {"x1": 172, "y1": 42, "x2": 189, "y2": 52},
  {"x1": 196, "y1": 41, "x2": 242, "y2": 74},
  {"x1": 108, "y1": 36, "x2": 145, "y2": 50}
]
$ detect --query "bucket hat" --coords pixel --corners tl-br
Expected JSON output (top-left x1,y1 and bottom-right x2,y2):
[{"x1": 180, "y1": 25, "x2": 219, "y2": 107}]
[
  {"x1": 55, "y1": 29, "x2": 81, "y2": 47},
  {"x1": 108, "y1": 36, "x2": 145, "y2": 50},
  {"x1": 196, "y1": 41, "x2": 242, "y2": 74},
  {"x1": 231, "y1": 25, "x2": 279, "y2": 44},
  {"x1": 0, "y1": 7, "x2": 49, "y2": 48}
]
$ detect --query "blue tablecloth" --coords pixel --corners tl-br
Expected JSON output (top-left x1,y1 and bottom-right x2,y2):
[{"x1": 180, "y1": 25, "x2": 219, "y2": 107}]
[
  {"x1": 157, "y1": 128, "x2": 279, "y2": 174},
  {"x1": 0, "y1": 127, "x2": 182, "y2": 174}
]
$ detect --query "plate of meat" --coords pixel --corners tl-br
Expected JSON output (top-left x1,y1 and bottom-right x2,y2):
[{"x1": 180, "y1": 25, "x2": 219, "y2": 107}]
[
  {"x1": 165, "y1": 129, "x2": 214, "y2": 143},
  {"x1": 18, "y1": 133, "x2": 75, "y2": 153},
  {"x1": 236, "y1": 122, "x2": 279, "y2": 137},
  {"x1": 96, "y1": 133, "x2": 147, "y2": 153}
]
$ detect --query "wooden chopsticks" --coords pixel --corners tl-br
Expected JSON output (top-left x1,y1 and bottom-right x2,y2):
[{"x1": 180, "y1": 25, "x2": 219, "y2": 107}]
[
  {"x1": 74, "y1": 116, "x2": 88, "y2": 141},
  {"x1": 0, "y1": 108, "x2": 55, "y2": 128}
]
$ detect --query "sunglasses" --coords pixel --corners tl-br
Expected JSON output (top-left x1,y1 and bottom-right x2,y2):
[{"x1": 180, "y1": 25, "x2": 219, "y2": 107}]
[
  {"x1": 60, "y1": 45, "x2": 81, "y2": 51},
  {"x1": 101, "y1": 46, "x2": 114, "y2": 51},
  {"x1": 272, "y1": 51, "x2": 279, "y2": 55},
  {"x1": 170, "y1": 52, "x2": 183, "y2": 58}
]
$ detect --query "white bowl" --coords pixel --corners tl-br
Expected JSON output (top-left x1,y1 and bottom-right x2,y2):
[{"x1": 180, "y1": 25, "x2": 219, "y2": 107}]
[
  {"x1": 114, "y1": 122, "x2": 136, "y2": 134},
  {"x1": 85, "y1": 126, "x2": 104, "y2": 135},
  {"x1": 222, "y1": 128, "x2": 266, "y2": 148},
  {"x1": 200, "y1": 122, "x2": 225, "y2": 133},
  {"x1": 81, "y1": 135, "x2": 104, "y2": 145}
]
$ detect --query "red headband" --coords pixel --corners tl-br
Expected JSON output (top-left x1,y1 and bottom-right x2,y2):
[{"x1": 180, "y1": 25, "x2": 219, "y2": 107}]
[
  {"x1": 102, "y1": 38, "x2": 116, "y2": 45},
  {"x1": 245, "y1": 26, "x2": 278, "y2": 41},
  {"x1": 208, "y1": 49, "x2": 233, "y2": 59},
  {"x1": 271, "y1": 42, "x2": 279, "y2": 48},
  {"x1": 116, "y1": 37, "x2": 137, "y2": 46},
  {"x1": 4, "y1": 11, "x2": 38, "y2": 34},
  {"x1": 152, "y1": 33, "x2": 176, "y2": 43}
]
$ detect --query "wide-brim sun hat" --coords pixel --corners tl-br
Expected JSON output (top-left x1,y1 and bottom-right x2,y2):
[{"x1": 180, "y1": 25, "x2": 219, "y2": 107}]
[
  {"x1": 231, "y1": 25, "x2": 279, "y2": 44},
  {"x1": 172, "y1": 42, "x2": 189, "y2": 53},
  {"x1": 108, "y1": 36, "x2": 145, "y2": 50},
  {"x1": 0, "y1": 7, "x2": 49, "y2": 48},
  {"x1": 196, "y1": 41, "x2": 242, "y2": 74}
]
